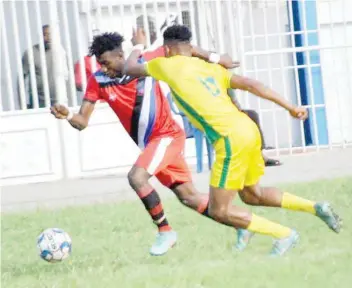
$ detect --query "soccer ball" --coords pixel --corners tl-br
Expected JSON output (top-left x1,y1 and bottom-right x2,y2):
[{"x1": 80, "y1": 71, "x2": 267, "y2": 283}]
[{"x1": 37, "y1": 228, "x2": 72, "y2": 263}]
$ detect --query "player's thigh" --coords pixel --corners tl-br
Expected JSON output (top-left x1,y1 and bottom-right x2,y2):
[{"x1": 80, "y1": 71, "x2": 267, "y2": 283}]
[
  {"x1": 135, "y1": 135, "x2": 185, "y2": 176},
  {"x1": 244, "y1": 137, "x2": 265, "y2": 187},
  {"x1": 155, "y1": 154, "x2": 191, "y2": 188},
  {"x1": 210, "y1": 136, "x2": 249, "y2": 191}
]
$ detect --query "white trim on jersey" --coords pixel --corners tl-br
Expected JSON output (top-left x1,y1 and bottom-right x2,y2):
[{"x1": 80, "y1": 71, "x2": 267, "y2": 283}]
[
  {"x1": 147, "y1": 137, "x2": 173, "y2": 175},
  {"x1": 138, "y1": 77, "x2": 153, "y2": 149}
]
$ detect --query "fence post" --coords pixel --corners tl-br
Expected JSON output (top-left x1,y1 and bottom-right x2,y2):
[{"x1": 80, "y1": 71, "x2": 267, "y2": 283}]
[{"x1": 49, "y1": 0, "x2": 69, "y2": 179}]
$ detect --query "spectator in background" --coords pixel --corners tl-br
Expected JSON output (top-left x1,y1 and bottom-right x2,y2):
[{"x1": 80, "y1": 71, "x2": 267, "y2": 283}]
[
  {"x1": 227, "y1": 89, "x2": 282, "y2": 166},
  {"x1": 20, "y1": 25, "x2": 68, "y2": 109}
]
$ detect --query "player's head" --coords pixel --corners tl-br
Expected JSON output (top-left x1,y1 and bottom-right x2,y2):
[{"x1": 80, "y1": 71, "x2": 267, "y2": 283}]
[
  {"x1": 163, "y1": 25, "x2": 192, "y2": 57},
  {"x1": 89, "y1": 32, "x2": 125, "y2": 78}
]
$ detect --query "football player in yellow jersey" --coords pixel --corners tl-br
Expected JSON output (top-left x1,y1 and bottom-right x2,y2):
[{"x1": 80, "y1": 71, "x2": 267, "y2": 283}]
[{"x1": 124, "y1": 25, "x2": 342, "y2": 256}]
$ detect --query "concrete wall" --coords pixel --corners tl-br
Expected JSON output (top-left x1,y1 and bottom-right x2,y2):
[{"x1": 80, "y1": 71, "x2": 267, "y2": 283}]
[
  {"x1": 318, "y1": 0, "x2": 352, "y2": 144},
  {"x1": 1, "y1": 0, "x2": 351, "y2": 186}
]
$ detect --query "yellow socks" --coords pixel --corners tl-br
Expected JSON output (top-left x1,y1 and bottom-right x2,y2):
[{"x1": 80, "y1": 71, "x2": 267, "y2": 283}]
[
  {"x1": 282, "y1": 192, "x2": 316, "y2": 214},
  {"x1": 247, "y1": 214, "x2": 291, "y2": 238},
  {"x1": 245, "y1": 192, "x2": 316, "y2": 239}
]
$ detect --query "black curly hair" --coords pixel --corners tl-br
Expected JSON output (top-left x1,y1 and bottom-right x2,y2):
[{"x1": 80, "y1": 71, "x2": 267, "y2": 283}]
[
  {"x1": 89, "y1": 32, "x2": 124, "y2": 58},
  {"x1": 163, "y1": 25, "x2": 192, "y2": 43}
]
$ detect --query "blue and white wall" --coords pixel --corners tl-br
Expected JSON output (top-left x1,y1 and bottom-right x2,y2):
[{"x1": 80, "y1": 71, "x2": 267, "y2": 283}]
[
  {"x1": 318, "y1": 0, "x2": 352, "y2": 144},
  {"x1": 235, "y1": 0, "x2": 352, "y2": 149}
]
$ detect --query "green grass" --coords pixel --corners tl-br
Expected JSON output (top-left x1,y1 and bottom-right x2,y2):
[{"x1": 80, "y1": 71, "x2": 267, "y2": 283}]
[{"x1": 2, "y1": 177, "x2": 352, "y2": 288}]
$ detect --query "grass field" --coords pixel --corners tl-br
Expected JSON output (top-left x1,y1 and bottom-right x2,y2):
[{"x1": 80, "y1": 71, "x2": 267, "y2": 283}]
[{"x1": 2, "y1": 177, "x2": 352, "y2": 288}]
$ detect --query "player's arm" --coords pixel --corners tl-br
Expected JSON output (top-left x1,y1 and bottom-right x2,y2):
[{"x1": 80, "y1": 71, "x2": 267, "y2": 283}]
[
  {"x1": 191, "y1": 46, "x2": 240, "y2": 69},
  {"x1": 229, "y1": 74, "x2": 308, "y2": 120},
  {"x1": 123, "y1": 28, "x2": 149, "y2": 77},
  {"x1": 124, "y1": 47, "x2": 148, "y2": 77},
  {"x1": 125, "y1": 54, "x2": 170, "y2": 85},
  {"x1": 50, "y1": 100, "x2": 95, "y2": 131},
  {"x1": 50, "y1": 76, "x2": 99, "y2": 130},
  {"x1": 124, "y1": 31, "x2": 169, "y2": 81}
]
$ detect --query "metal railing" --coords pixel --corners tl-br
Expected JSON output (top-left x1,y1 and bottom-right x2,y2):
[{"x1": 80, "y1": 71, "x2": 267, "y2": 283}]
[{"x1": 1, "y1": 0, "x2": 351, "y2": 152}]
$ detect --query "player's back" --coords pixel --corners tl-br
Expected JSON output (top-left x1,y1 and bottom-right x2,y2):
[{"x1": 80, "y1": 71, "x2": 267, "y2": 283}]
[{"x1": 149, "y1": 56, "x2": 255, "y2": 144}]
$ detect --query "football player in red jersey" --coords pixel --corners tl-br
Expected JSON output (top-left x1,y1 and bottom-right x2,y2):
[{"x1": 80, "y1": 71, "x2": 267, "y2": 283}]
[{"x1": 51, "y1": 32, "x2": 239, "y2": 256}]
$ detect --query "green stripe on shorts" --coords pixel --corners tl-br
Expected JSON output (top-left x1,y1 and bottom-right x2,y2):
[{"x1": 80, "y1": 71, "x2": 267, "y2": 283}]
[{"x1": 219, "y1": 137, "x2": 232, "y2": 189}]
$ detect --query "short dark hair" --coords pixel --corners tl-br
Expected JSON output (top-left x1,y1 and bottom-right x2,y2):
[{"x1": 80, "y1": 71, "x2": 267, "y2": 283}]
[
  {"x1": 163, "y1": 25, "x2": 192, "y2": 43},
  {"x1": 42, "y1": 25, "x2": 49, "y2": 32},
  {"x1": 89, "y1": 32, "x2": 124, "y2": 57}
]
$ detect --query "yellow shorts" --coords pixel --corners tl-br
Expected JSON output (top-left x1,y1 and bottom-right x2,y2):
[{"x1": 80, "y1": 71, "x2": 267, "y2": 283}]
[{"x1": 210, "y1": 127, "x2": 265, "y2": 190}]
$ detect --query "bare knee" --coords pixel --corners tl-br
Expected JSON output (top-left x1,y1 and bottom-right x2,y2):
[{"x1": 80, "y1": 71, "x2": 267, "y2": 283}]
[
  {"x1": 239, "y1": 186, "x2": 262, "y2": 206},
  {"x1": 127, "y1": 166, "x2": 150, "y2": 190},
  {"x1": 239, "y1": 190, "x2": 261, "y2": 205},
  {"x1": 208, "y1": 205, "x2": 228, "y2": 222}
]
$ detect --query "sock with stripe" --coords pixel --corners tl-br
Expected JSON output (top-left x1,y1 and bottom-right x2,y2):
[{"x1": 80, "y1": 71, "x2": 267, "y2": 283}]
[
  {"x1": 137, "y1": 184, "x2": 172, "y2": 232},
  {"x1": 281, "y1": 192, "x2": 316, "y2": 215}
]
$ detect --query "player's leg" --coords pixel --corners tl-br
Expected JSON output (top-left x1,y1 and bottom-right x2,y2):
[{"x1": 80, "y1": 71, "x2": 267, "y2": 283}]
[
  {"x1": 239, "y1": 140, "x2": 342, "y2": 233},
  {"x1": 240, "y1": 184, "x2": 342, "y2": 231},
  {"x1": 156, "y1": 156, "x2": 214, "y2": 221},
  {"x1": 127, "y1": 165, "x2": 171, "y2": 233},
  {"x1": 209, "y1": 136, "x2": 297, "y2": 255},
  {"x1": 158, "y1": 156, "x2": 255, "y2": 237},
  {"x1": 157, "y1": 153, "x2": 255, "y2": 249},
  {"x1": 207, "y1": 187, "x2": 298, "y2": 256},
  {"x1": 128, "y1": 137, "x2": 178, "y2": 256}
]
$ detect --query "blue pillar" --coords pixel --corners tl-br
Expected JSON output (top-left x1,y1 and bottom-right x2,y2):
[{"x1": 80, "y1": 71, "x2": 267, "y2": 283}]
[{"x1": 289, "y1": 0, "x2": 328, "y2": 145}]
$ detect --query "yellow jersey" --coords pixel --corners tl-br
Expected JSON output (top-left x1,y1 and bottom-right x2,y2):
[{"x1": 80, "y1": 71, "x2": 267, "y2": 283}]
[{"x1": 146, "y1": 55, "x2": 245, "y2": 143}]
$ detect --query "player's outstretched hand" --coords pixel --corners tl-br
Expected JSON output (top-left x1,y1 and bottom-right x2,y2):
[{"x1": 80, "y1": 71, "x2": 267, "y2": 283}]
[
  {"x1": 50, "y1": 104, "x2": 69, "y2": 119},
  {"x1": 289, "y1": 106, "x2": 308, "y2": 120},
  {"x1": 219, "y1": 54, "x2": 240, "y2": 69},
  {"x1": 131, "y1": 28, "x2": 147, "y2": 46}
]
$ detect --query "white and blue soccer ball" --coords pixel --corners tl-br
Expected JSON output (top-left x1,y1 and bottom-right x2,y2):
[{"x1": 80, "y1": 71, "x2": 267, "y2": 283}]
[{"x1": 37, "y1": 228, "x2": 72, "y2": 263}]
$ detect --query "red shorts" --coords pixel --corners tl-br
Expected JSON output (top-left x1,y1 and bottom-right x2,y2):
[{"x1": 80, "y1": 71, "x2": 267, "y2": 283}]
[{"x1": 135, "y1": 134, "x2": 191, "y2": 187}]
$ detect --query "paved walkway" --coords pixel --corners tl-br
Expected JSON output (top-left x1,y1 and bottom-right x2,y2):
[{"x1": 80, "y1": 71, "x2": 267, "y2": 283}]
[{"x1": 1, "y1": 148, "x2": 352, "y2": 213}]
